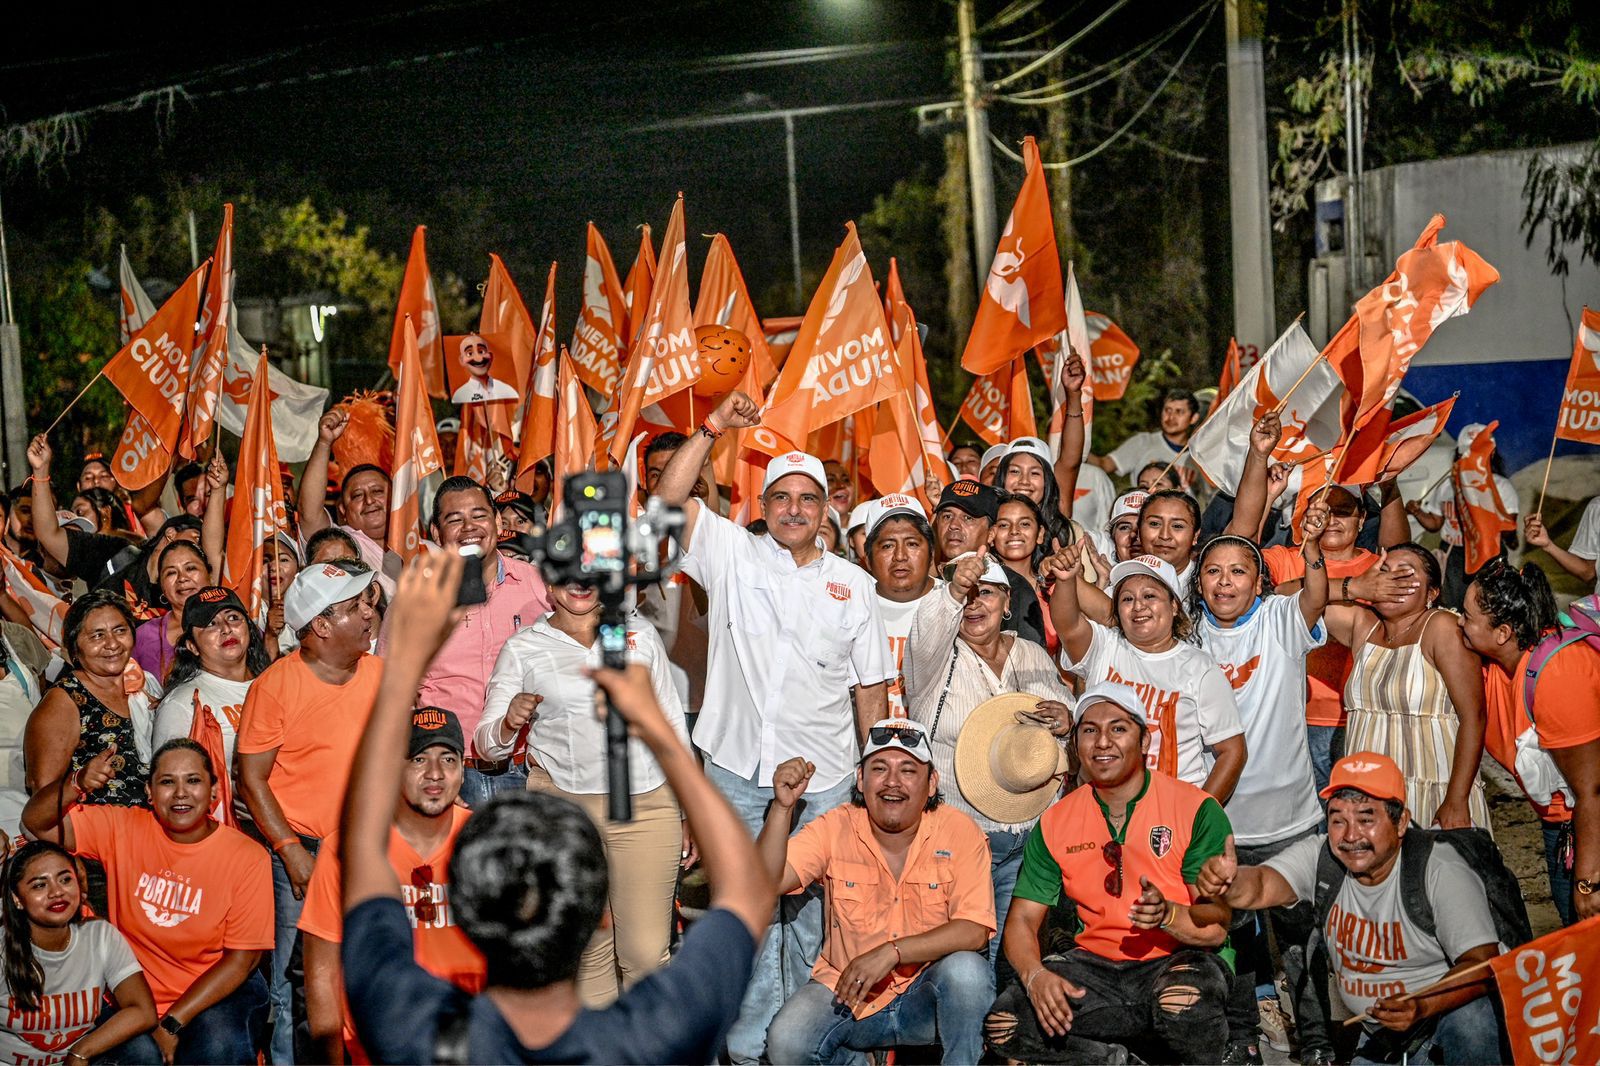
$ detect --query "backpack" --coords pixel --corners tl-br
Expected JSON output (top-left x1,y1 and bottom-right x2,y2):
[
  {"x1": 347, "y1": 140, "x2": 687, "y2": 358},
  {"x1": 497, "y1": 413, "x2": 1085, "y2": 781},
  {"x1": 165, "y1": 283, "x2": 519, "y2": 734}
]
[
  {"x1": 1310, "y1": 826, "x2": 1532, "y2": 955},
  {"x1": 1520, "y1": 594, "x2": 1600, "y2": 711}
]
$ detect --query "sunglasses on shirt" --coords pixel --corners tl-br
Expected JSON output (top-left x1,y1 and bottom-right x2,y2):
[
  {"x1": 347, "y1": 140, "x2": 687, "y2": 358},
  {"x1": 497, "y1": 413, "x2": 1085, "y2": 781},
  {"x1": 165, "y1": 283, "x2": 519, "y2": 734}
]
[
  {"x1": 1103, "y1": 840, "x2": 1124, "y2": 898},
  {"x1": 411, "y1": 865, "x2": 437, "y2": 925}
]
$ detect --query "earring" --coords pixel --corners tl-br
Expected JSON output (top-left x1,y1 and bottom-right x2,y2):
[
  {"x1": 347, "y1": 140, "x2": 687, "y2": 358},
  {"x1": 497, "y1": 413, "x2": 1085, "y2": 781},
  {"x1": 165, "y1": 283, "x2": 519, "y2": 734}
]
[{"x1": 1003, "y1": 610, "x2": 1013, "y2": 620}]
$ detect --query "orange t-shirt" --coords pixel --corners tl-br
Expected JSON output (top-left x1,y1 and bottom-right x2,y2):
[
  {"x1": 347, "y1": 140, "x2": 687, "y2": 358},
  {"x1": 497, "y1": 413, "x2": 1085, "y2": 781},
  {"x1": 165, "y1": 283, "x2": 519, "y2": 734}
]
[
  {"x1": 71, "y1": 806, "x2": 273, "y2": 1012},
  {"x1": 1263, "y1": 546, "x2": 1377, "y2": 726},
  {"x1": 298, "y1": 808, "x2": 486, "y2": 1060},
  {"x1": 784, "y1": 804, "x2": 994, "y2": 1018},
  {"x1": 1482, "y1": 642, "x2": 1600, "y2": 821},
  {"x1": 236, "y1": 650, "x2": 384, "y2": 839}
]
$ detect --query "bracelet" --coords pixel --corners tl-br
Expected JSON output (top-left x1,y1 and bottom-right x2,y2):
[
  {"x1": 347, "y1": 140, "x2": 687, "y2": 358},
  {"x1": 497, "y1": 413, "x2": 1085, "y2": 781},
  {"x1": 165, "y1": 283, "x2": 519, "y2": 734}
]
[
  {"x1": 68, "y1": 769, "x2": 87, "y2": 799},
  {"x1": 1160, "y1": 901, "x2": 1180, "y2": 929},
  {"x1": 33, "y1": 475, "x2": 50, "y2": 484},
  {"x1": 1065, "y1": 411, "x2": 1084, "y2": 419},
  {"x1": 889, "y1": 939, "x2": 902, "y2": 967},
  {"x1": 699, "y1": 418, "x2": 725, "y2": 440},
  {"x1": 1024, "y1": 968, "x2": 1045, "y2": 995},
  {"x1": 1309, "y1": 557, "x2": 1325, "y2": 571},
  {"x1": 270, "y1": 837, "x2": 300, "y2": 854},
  {"x1": 1341, "y1": 576, "x2": 1352, "y2": 601},
  {"x1": 65, "y1": 1053, "x2": 87, "y2": 1064}
]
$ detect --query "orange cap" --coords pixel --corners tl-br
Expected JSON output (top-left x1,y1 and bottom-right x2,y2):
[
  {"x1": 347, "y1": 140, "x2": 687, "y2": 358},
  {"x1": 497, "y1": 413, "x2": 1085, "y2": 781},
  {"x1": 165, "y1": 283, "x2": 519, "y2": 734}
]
[{"x1": 1318, "y1": 752, "x2": 1407, "y2": 805}]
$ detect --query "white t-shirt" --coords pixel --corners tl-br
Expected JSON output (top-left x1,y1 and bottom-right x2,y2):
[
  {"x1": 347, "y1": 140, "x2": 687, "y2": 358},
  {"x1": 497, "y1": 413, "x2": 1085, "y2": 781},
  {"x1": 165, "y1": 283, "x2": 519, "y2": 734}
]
[
  {"x1": 1424, "y1": 474, "x2": 1520, "y2": 547},
  {"x1": 1062, "y1": 621, "x2": 1244, "y2": 788},
  {"x1": 1108, "y1": 430, "x2": 1186, "y2": 479},
  {"x1": 1197, "y1": 595, "x2": 1324, "y2": 845},
  {"x1": 1071, "y1": 463, "x2": 1116, "y2": 539},
  {"x1": 151, "y1": 672, "x2": 253, "y2": 776},
  {"x1": 878, "y1": 584, "x2": 941, "y2": 719},
  {"x1": 1265, "y1": 834, "x2": 1501, "y2": 1018},
  {"x1": 1567, "y1": 495, "x2": 1600, "y2": 597},
  {"x1": 0, "y1": 921, "x2": 143, "y2": 1066}
]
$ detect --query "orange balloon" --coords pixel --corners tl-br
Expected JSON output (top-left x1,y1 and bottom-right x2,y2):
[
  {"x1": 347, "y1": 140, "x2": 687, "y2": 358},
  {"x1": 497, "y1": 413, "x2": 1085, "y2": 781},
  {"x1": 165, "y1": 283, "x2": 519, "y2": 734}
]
[{"x1": 693, "y1": 324, "x2": 752, "y2": 397}]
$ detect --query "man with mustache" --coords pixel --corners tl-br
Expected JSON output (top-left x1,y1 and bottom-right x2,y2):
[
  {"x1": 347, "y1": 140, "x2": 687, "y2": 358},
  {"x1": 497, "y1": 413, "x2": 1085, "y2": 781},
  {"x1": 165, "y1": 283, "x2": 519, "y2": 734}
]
[
  {"x1": 932, "y1": 480, "x2": 1001, "y2": 569},
  {"x1": 863, "y1": 495, "x2": 937, "y2": 719},
  {"x1": 758, "y1": 721, "x2": 994, "y2": 1065},
  {"x1": 652, "y1": 390, "x2": 892, "y2": 1064},
  {"x1": 1197, "y1": 753, "x2": 1507, "y2": 1065}
]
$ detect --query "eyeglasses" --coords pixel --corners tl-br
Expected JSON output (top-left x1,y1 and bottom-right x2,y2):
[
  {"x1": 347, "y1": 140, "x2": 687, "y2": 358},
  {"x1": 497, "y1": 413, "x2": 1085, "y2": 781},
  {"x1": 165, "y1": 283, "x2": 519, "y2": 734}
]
[
  {"x1": 411, "y1": 865, "x2": 437, "y2": 924},
  {"x1": 1102, "y1": 841, "x2": 1124, "y2": 897},
  {"x1": 868, "y1": 723, "x2": 928, "y2": 750}
]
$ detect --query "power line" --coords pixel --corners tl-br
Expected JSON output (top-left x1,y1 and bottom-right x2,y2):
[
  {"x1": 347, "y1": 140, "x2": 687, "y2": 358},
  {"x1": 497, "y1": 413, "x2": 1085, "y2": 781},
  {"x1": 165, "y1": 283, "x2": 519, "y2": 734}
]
[
  {"x1": 997, "y1": 0, "x2": 1214, "y2": 105},
  {"x1": 987, "y1": 0, "x2": 1136, "y2": 90}
]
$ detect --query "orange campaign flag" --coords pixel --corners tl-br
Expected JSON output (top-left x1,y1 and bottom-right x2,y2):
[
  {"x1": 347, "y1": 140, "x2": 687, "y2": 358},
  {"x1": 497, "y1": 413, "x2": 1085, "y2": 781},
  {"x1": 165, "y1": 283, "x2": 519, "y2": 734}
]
[
  {"x1": 1334, "y1": 394, "x2": 1457, "y2": 486},
  {"x1": 387, "y1": 317, "x2": 445, "y2": 560},
  {"x1": 959, "y1": 356, "x2": 1036, "y2": 447},
  {"x1": 0, "y1": 542, "x2": 67, "y2": 647},
  {"x1": 870, "y1": 260, "x2": 949, "y2": 503},
  {"x1": 961, "y1": 136, "x2": 1066, "y2": 375},
  {"x1": 548, "y1": 347, "x2": 599, "y2": 519},
  {"x1": 187, "y1": 691, "x2": 235, "y2": 827},
  {"x1": 388, "y1": 226, "x2": 447, "y2": 399},
  {"x1": 1455, "y1": 419, "x2": 1515, "y2": 573},
  {"x1": 181, "y1": 204, "x2": 234, "y2": 457},
  {"x1": 106, "y1": 260, "x2": 209, "y2": 490},
  {"x1": 758, "y1": 222, "x2": 901, "y2": 455},
  {"x1": 1209, "y1": 338, "x2": 1244, "y2": 419},
  {"x1": 570, "y1": 223, "x2": 629, "y2": 398},
  {"x1": 517, "y1": 262, "x2": 561, "y2": 472},
  {"x1": 1490, "y1": 914, "x2": 1600, "y2": 1065},
  {"x1": 1555, "y1": 306, "x2": 1600, "y2": 445},
  {"x1": 1084, "y1": 310, "x2": 1140, "y2": 402},
  {"x1": 696, "y1": 234, "x2": 780, "y2": 489},
  {"x1": 479, "y1": 253, "x2": 537, "y2": 398},
  {"x1": 622, "y1": 223, "x2": 656, "y2": 347},
  {"x1": 221, "y1": 349, "x2": 289, "y2": 628}
]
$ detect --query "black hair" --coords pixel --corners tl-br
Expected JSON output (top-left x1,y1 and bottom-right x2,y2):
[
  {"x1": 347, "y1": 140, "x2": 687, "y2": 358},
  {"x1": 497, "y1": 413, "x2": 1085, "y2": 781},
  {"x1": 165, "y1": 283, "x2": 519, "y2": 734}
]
[
  {"x1": 1329, "y1": 786, "x2": 1404, "y2": 825},
  {"x1": 79, "y1": 456, "x2": 113, "y2": 476},
  {"x1": 340, "y1": 464, "x2": 391, "y2": 495},
  {"x1": 62, "y1": 591, "x2": 137, "y2": 669},
  {"x1": 153, "y1": 540, "x2": 211, "y2": 609},
  {"x1": 746, "y1": 519, "x2": 769, "y2": 536},
  {"x1": 6, "y1": 485, "x2": 29, "y2": 506},
  {"x1": 74, "y1": 487, "x2": 132, "y2": 533},
  {"x1": 1134, "y1": 462, "x2": 1179, "y2": 491},
  {"x1": 305, "y1": 526, "x2": 360, "y2": 562},
  {"x1": 863, "y1": 512, "x2": 935, "y2": 558},
  {"x1": 948, "y1": 443, "x2": 981, "y2": 461},
  {"x1": 1162, "y1": 389, "x2": 1200, "y2": 417},
  {"x1": 1189, "y1": 534, "x2": 1269, "y2": 620},
  {"x1": 1386, "y1": 541, "x2": 1442, "y2": 593},
  {"x1": 430, "y1": 476, "x2": 494, "y2": 530},
  {"x1": 1139, "y1": 489, "x2": 1201, "y2": 532},
  {"x1": 1469, "y1": 561, "x2": 1559, "y2": 651},
  {"x1": 994, "y1": 454, "x2": 1072, "y2": 550},
  {"x1": 2, "y1": 841, "x2": 81, "y2": 1012},
  {"x1": 168, "y1": 610, "x2": 272, "y2": 687},
  {"x1": 173, "y1": 463, "x2": 205, "y2": 494},
  {"x1": 448, "y1": 792, "x2": 608, "y2": 989},
  {"x1": 148, "y1": 737, "x2": 217, "y2": 784},
  {"x1": 1109, "y1": 571, "x2": 1195, "y2": 644},
  {"x1": 644, "y1": 432, "x2": 690, "y2": 463},
  {"x1": 992, "y1": 490, "x2": 1052, "y2": 569}
]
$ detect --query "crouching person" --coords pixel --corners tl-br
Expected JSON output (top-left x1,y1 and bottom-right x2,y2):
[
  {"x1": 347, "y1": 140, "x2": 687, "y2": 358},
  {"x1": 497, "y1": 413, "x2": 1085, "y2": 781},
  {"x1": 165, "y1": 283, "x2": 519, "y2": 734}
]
[
  {"x1": 760, "y1": 720, "x2": 995, "y2": 1065},
  {"x1": 986, "y1": 683, "x2": 1233, "y2": 1064}
]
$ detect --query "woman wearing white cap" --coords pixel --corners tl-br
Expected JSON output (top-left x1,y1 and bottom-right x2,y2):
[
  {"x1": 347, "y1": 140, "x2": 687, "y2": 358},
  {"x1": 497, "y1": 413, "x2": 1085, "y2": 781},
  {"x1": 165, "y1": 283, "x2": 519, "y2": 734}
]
[
  {"x1": 1045, "y1": 546, "x2": 1246, "y2": 801},
  {"x1": 903, "y1": 548, "x2": 1073, "y2": 973}
]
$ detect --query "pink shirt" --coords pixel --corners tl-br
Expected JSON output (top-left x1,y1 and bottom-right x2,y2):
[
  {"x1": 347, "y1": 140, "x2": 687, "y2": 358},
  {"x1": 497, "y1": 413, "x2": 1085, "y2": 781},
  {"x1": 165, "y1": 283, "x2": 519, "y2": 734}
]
[{"x1": 402, "y1": 554, "x2": 549, "y2": 755}]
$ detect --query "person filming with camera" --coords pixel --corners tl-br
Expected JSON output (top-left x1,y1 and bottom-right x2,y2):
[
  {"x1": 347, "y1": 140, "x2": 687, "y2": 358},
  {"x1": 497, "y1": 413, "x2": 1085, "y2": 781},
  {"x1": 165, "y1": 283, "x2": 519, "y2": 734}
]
[{"x1": 652, "y1": 389, "x2": 893, "y2": 1063}]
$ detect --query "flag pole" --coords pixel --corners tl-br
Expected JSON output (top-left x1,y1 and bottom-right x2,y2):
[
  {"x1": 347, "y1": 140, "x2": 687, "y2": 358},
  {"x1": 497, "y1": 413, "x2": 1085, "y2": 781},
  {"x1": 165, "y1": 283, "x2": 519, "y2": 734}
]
[
  {"x1": 44, "y1": 368, "x2": 107, "y2": 436},
  {"x1": 1535, "y1": 421, "x2": 1560, "y2": 517}
]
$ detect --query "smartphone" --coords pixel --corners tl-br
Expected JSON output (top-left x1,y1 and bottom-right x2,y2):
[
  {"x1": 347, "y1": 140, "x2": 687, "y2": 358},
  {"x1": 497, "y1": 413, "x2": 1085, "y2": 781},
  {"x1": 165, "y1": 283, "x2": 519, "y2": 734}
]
[{"x1": 457, "y1": 545, "x2": 487, "y2": 606}]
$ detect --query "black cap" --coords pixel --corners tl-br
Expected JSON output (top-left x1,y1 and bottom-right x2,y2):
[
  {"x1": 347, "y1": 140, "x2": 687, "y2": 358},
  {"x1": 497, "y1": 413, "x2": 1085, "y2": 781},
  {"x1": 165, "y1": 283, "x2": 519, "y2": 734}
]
[
  {"x1": 495, "y1": 489, "x2": 541, "y2": 525},
  {"x1": 935, "y1": 478, "x2": 1000, "y2": 523},
  {"x1": 181, "y1": 586, "x2": 249, "y2": 631},
  {"x1": 409, "y1": 707, "x2": 465, "y2": 758}
]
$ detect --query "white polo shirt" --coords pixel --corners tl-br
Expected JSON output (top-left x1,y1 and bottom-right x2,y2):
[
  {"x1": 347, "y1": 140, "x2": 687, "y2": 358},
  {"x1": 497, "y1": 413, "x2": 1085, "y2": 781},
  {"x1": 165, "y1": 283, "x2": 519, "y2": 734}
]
[{"x1": 684, "y1": 504, "x2": 892, "y2": 789}]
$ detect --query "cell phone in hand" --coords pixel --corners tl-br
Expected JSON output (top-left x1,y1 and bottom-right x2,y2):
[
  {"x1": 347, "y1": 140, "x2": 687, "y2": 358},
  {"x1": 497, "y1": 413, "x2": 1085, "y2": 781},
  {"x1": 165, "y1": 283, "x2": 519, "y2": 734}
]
[{"x1": 457, "y1": 545, "x2": 487, "y2": 606}]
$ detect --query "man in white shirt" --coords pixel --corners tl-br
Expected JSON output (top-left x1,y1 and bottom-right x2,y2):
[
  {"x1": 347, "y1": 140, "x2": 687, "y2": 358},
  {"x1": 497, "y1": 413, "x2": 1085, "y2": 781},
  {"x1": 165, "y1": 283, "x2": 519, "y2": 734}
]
[
  {"x1": 1091, "y1": 390, "x2": 1201, "y2": 485},
  {"x1": 862, "y1": 495, "x2": 937, "y2": 718},
  {"x1": 652, "y1": 391, "x2": 892, "y2": 1064}
]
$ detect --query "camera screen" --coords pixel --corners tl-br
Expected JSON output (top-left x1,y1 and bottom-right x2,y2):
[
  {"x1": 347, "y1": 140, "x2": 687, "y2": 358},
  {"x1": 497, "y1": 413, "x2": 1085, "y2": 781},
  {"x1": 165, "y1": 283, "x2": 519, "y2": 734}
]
[{"x1": 579, "y1": 511, "x2": 625, "y2": 574}]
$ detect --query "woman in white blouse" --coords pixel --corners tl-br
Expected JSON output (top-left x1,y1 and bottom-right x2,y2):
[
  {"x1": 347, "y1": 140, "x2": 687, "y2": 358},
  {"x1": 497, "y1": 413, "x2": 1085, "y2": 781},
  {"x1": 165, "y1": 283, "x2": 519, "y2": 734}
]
[
  {"x1": 902, "y1": 549, "x2": 1073, "y2": 971},
  {"x1": 477, "y1": 583, "x2": 691, "y2": 1008}
]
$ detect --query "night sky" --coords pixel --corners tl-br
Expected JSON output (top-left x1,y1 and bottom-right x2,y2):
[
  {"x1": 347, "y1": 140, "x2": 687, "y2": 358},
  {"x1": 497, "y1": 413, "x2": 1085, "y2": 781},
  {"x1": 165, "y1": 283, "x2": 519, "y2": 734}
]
[{"x1": 3, "y1": 0, "x2": 959, "y2": 309}]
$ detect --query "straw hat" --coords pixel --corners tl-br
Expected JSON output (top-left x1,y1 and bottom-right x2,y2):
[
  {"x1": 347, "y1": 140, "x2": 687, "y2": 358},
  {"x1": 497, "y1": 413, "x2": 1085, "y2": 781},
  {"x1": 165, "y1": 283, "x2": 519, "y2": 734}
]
[{"x1": 954, "y1": 692, "x2": 1069, "y2": 824}]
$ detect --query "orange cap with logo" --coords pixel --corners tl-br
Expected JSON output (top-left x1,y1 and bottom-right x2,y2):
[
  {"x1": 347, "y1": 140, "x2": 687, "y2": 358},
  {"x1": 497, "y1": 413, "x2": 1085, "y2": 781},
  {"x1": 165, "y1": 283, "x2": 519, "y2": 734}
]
[{"x1": 1318, "y1": 751, "x2": 1406, "y2": 805}]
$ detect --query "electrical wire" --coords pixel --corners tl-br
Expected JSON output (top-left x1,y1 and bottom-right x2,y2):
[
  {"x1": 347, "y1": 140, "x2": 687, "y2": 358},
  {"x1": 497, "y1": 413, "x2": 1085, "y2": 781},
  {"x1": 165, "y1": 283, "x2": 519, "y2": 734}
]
[
  {"x1": 978, "y1": 0, "x2": 1046, "y2": 35},
  {"x1": 987, "y1": 0, "x2": 1136, "y2": 89},
  {"x1": 998, "y1": 0, "x2": 1215, "y2": 105}
]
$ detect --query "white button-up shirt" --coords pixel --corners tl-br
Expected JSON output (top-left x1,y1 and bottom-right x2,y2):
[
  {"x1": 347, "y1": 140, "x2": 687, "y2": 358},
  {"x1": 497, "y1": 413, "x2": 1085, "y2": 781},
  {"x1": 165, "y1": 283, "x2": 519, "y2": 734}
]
[
  {"x1": 476, "y1": 615, "x2": 689, "y2": 796},
  {"x1": 684, "y1": 506, "x2": 892, "y2": 789}
]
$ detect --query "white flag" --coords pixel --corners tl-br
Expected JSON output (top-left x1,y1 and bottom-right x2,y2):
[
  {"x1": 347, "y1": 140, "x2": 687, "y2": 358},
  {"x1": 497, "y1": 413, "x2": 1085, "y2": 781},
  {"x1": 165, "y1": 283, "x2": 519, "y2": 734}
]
[
  {"x1": 216, "y1": 323, "x2": 329, "y2": 463},
  {"x1": 117, "y1": 246, "x2": 157, "y2": 345}
]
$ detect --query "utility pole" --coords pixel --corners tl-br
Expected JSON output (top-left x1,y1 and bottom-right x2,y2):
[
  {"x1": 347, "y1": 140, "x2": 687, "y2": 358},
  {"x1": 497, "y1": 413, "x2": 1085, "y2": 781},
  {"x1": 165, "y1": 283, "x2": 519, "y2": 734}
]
[
  {"x1": 1224, "y1": 0, "x2": 1276, "y2": 357},
  {"x1": 783, "y1": 114, "x2": 804, "y2": 310},
  {"x1": 0, "y1": 188, "x2": 28, "y2": 484},
  {"x1": 957, "y1": 0, "x2": 998, "y2": 287}
]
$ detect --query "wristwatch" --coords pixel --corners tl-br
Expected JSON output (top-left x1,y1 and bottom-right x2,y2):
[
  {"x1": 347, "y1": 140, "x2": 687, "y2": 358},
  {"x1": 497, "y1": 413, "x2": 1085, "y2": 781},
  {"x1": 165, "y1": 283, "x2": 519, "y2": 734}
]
[{"x1": 159, "y1": 1015, "x2": 184, "y2": 1037}]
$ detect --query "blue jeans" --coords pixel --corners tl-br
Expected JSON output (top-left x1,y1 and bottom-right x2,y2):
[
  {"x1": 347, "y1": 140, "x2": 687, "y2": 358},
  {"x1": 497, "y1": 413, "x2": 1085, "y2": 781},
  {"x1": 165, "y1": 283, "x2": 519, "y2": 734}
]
[
  {"x1": 269, "y1": 836, "x2": 319, "y2": 1065},
  {"x1": 1353, "y1": 994, "x2": 1502, "y2": 1065},
  {"x1": 765, "y1": 952, "x2": 994, "y2": 1065},
  {"x1": 1307, "y1": 724, "x2": 1344, "y2": 800},
  {"x1": 1543, "y1": 820, "x2": 1576, "y2": 927},
  {"x1": 986, "y1": 829, "x2": 1027, "y2": 978},
  {"x1": 460, "y1": 763, "x2": 529, "y2": 809},
  {"x1": 707, "y1": 760, "x2": 854, "y2": 1064},
  {"x1": 101, "y1": 970, "x2": 269, "y2": 1065}
]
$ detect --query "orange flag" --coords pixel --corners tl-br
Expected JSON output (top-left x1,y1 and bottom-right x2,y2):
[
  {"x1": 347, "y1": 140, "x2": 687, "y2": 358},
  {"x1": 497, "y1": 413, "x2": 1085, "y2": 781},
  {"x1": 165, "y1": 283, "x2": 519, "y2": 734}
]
[
  {"x1": 388, "y1": 227, "x2": 447, "y2": 399},
  {"x1": 622, "y1": 223, "x2": 656, "y2": 347},
  {"x1": 696, "y1": 234, "x2": 779, "y2": 489},
  {"x1": 758, "y1": 222, "x2": 901, "y2": 455},
  {"x1": 182, "y1": 204, "x2": 234, "y2": 457},
  {"x1": 548, "y1": 347, "x2": 599, "y2": 519},
  {"x1": 1334, "y1": 394, "x2": 1457, "y2": 486},
  {"x1": 961, "y1": 136, "x2": 1066, "y2": 375},
  {"x1": 1491, "y1": 915, "x2": 1600, "y2": 1065},
  {"x1": 1209, "y1": 338, "x2": 1243, "y2": 420},
  {"x1": 607, "y1": 197, "x2": 697, "y2": 463},
  {"x1": 1455, "y1": 420, "x2": 1514, "y2": 573},
  {"x1": 1084, "y1": 310, "x2": 1139, "y2": 402},
  {"x1": 222, "y1": 350, "x2": 290, "y2": 627},
  {"x1": 479, "y1": 253, "x2": 536, "y2": 397},
  {"x1": 455, "y1": 402, "x2": 512, "y2": 483},
  {"x1": 958, "y1": 356, "x2": 1036, "y2": 447},
  {"x1": 570, "y1": 223, "x2": 629, "y2": 398},
  {"x1": 517, "y1": 263, "x2": 561, "y2": 472},
  {"x1": 188, "y1": 691, "x2": 235, "y2": 827},
  {"x1": 1555, "y1": 306, "x2": 1600, "y2": 445},
  {"x1": 870, "y1": 260, "x2": 948, "y2": 503},
  {"x1": 0, "y1": 543, "x2": 67, "y2": 647},
  {"x1": 106, "y1": 260, "x2": 209, "y2": 490},
  {"x1": 387, "y1": 318, "x2": 445, "y2": 560}
]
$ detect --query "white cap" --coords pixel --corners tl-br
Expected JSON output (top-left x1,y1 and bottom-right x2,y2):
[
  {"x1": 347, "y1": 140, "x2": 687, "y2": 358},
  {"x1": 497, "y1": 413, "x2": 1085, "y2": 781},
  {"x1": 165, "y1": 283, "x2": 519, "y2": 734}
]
[
  {"x1": 1073, "y1": 680, "x2": 1147, "y2": 725},
  {"x1": 860, "y1": 718, "x2": 933, "y2": 764},
  {"x1": 865, "y1": 493, "x2": 927, "y2": 538},
  {"x1": 949, "y1": 551, "x2": 1011, "y2": 588},
  {"x1": 847, "y1": 500, "x2": 876, "y2": 532},
  {"x1": 1109, "y1": 490, "x2": 1147, "y2": 523},
  {"x1": 761, "y1": 451, "x2": 828, "y2": 495},
  {"x1": 436, "y1": 416, "x2": 461, "y2": 433},
  {"x1": 1456, "y1": 422, "x2": 1489, "y2": 456},
  {"x1": 825, "y1": 506, "x2": 843, "y2": 533},
  {"x1": 1006, "y1": 436, "x2": 1051, "y2": 463},
  {"x1": 284, "y1": 561, "x2": 376, "y2": 632},
  {"x1": 980, "y1": 443, "x2": 1008, "y2": 471},
  {"x1": 55, "y1": 510, "x2": 95, "y2": 534},
  {"x1": 1107, "y1": 554, "x2": 1182, "y2": 599}
]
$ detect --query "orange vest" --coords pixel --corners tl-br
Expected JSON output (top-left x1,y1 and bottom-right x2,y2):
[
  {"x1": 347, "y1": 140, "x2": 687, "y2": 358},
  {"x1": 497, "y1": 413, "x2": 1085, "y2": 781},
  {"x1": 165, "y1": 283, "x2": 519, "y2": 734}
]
[{"x1": 1039, "y1": 771, "x2": 1208, "y2": 961}]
